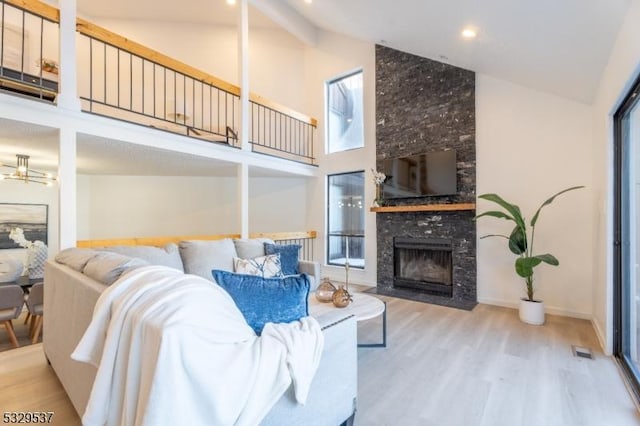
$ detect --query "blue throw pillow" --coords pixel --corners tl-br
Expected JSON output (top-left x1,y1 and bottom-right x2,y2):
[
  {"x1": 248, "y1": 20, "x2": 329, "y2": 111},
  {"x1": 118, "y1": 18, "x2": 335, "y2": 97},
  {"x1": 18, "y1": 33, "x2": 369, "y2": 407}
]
[
  {"x1": 212, "y1": 270, "x2": 310, "y2": 335},
  {"x1": 264, "y1": 243, "x2": 301, "y2": 276}
]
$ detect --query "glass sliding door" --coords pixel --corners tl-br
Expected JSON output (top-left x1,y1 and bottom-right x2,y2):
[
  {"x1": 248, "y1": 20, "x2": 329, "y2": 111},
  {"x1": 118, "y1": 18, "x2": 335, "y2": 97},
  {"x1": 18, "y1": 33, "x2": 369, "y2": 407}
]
[{"x1": 615, "y1": 74, "x2": 640, "y2": 401}]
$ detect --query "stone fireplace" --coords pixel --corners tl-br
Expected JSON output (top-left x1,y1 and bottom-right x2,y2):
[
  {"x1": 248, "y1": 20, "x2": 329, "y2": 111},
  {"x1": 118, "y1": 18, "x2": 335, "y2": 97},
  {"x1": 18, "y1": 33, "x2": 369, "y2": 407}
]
[
  {"x1": 373, "y1": 44, "x2": 477, "y2": 310},
  {"x1": 393, "y1": 237, "x2": 453, "y2": 296}
]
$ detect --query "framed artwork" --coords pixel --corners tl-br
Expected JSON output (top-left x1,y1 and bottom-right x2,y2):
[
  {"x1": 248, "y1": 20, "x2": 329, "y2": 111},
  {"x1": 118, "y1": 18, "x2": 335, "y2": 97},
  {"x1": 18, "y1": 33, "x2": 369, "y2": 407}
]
[{"x1": 0, "y1": 203, "x2": 48, "y2": 249}]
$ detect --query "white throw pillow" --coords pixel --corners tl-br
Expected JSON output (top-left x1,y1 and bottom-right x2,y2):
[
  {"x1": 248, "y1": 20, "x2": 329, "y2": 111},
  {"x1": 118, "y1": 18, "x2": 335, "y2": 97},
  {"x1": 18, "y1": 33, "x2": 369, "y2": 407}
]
[{"x1": 233, "y1": 254, "x2": 282, "y2": 278}]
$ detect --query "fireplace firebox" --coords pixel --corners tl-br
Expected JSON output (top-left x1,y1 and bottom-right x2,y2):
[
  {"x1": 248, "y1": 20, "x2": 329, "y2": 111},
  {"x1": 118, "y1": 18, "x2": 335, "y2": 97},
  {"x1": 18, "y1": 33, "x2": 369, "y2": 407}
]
[{"x1": 393, "y1": 237, "x2": 453, "y2": 297}]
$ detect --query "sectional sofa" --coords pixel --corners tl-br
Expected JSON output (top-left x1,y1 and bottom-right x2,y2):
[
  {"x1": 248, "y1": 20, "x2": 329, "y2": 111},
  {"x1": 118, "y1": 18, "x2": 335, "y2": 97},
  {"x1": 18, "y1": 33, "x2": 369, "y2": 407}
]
[{"x1": 43, "y1": 238, "x2": 358, "y2": 425}]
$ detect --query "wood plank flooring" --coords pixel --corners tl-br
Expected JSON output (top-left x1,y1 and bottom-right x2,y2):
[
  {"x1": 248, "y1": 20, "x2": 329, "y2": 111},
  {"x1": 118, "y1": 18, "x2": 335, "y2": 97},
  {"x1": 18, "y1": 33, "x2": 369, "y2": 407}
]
[
  {"x1": 0, "y1": 295, "x2": 638, "y2": 426},
  {"x1": 355, "y1": 295, "x2": 640, "y2": 426}
]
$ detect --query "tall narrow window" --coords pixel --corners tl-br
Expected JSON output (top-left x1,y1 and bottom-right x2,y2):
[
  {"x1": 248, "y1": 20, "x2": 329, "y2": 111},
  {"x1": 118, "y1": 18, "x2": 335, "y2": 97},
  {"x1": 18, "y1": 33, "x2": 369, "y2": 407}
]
[
  {"x1": 614, "y1": 73, "x2": 640, "y2": 402},
  {"x1": 327, "y1": 172, "x2": 365, "y2": 269},
  {"x1": 327, "y1": 71, "x2": 364, "y2": 153}
]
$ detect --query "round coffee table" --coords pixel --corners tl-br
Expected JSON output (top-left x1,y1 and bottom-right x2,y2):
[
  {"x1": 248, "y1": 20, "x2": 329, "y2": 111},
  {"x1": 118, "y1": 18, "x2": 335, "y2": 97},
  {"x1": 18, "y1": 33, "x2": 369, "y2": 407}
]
[{"x1": 309, "y1": 292, "x2": 387, "y2": 348}]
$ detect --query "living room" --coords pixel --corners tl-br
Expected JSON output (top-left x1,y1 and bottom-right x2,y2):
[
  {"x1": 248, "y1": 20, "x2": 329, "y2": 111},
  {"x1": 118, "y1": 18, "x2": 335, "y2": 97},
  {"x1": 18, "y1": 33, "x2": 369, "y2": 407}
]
[{"x1": 1, "y1": 0, "x2": 640, "y2": 424}]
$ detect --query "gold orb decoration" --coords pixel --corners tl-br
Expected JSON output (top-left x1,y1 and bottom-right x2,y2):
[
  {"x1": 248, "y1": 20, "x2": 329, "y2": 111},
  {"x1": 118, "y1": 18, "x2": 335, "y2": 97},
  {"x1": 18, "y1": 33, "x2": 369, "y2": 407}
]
[
  {"x1": 315, "y1": 278, "x2": 337, "y2": 303},
  {"x1": 332, "y1": 285, "x2": 352, "y2": 308}
]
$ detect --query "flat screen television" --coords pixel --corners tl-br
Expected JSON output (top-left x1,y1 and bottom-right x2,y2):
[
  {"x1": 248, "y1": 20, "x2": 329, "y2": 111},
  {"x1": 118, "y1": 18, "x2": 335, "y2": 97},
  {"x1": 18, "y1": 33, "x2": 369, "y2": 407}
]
[{"x1": 382, "y1": 149, "x2": 457, "y2": 198}]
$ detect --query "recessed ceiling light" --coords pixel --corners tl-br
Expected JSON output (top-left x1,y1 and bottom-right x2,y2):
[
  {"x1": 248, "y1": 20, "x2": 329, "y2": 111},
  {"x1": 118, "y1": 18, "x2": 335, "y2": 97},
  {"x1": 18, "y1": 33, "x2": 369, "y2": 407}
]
[
  {"x1": 226, "y1": 0, "x2": 236, "y2": 5},
  {"x1": 304, "y1": 0, "x2": 312, "y2": 3},
  {"x1": 461, "y1": 28, "x2": 477, "y2": 39}
]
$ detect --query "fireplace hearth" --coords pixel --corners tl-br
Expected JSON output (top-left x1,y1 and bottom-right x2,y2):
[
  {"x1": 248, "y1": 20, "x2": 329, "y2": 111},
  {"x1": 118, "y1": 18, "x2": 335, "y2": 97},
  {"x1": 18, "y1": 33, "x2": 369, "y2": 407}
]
[{"x1": 394, "y1": 237, "x2": 453, "y2": 297}]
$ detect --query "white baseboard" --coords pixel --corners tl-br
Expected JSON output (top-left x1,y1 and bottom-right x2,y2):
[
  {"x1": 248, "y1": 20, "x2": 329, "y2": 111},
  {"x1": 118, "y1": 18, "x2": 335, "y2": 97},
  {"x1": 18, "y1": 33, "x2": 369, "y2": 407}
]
[
  {"x1": 477, "y1": 297, "x2": 592, "y2": 320},
  {"x1": 591, "y1": 317, "x2": 610, "y2": 355}
]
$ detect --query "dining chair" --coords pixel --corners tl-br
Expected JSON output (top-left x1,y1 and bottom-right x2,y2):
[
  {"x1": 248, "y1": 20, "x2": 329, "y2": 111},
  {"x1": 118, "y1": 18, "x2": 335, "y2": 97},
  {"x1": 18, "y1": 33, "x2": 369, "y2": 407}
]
[
  {"x1": 0, "y1": 284, "x2": 25, "y2": 348},
  {"x1": 25, "y1": 282, "x2": 43, "y2": 344}
]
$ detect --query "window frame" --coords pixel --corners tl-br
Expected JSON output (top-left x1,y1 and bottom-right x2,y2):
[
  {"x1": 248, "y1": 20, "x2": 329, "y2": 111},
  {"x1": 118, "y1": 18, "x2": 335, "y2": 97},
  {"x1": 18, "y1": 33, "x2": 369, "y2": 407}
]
[
  {"x1": 326, "y1": 170, "x2": 366, "y2": 270},
  {"x1": 325, "y1": 69, "x2": 365, "y2": 154},
  {"x1": 614, "y1": 70, "x2": 640, "y2": 404}
]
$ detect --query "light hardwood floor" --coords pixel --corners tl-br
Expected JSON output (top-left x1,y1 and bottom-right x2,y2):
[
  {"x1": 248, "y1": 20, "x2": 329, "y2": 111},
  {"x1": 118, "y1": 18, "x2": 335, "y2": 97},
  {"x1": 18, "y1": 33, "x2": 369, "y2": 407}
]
[
  {"x1": 355, "y1": 295, "x2": 640, "y2": 426},
  {"x1": 0, "y1": 295, "x2": 638, "y2": 426}
]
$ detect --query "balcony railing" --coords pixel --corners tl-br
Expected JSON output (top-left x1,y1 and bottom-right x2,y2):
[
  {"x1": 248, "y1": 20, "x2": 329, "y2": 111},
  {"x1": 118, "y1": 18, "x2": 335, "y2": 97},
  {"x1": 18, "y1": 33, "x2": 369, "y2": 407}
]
[
  {"x1": 250, "y1": 95, "x2": 316, "y2": 165},
  {"x1": 0, "y1": 0, "x2": 318, "y2": 165},
  {"x1": 0, "y1": 0, "x2": 59, "y2": 101},
  {"x1": 77, "y1": 230, "x2": 317, "y2": 262},
  {"x1": 76, "y1": 19, "x2": 240, "y2": 146}
]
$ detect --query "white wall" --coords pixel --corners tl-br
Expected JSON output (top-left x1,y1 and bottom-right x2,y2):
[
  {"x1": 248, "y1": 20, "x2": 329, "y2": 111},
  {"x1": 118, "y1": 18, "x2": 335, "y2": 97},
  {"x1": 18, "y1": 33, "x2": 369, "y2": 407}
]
[
  {"x1": 303, "y1": 31, "x2": 376, "y2": 285},
  {"x1": 249, "y1": 177, "x2": 308, "y2": 233},
  {"x1": 0, "y1": 182, "x2": 59, "y2": 265},
  {"x1": 76, "y1": 175, "x2": 308, "y2": 239},
  {"x1": 77, "y1": 175, "x2": 238, "y2": 239},
  {"x1": 591, "y1": 0, "x2": 640, "y2": 353},
  {"x1": 476, "y1": 74, "x2": 594, "y2": 318}
]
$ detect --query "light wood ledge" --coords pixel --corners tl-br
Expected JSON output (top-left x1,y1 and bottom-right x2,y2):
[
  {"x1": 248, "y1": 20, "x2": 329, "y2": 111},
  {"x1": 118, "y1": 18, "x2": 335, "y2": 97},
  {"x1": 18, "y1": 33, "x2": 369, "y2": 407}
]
[
  {"x1": 370, "y1": 203, "x2": 476, "y2": 213},
  {"x1": 4, "y1": 0, "x2": 59, "y2": 22},
  {"x1": 77, "y1": 231, "x2": 317, "y2": 248}
]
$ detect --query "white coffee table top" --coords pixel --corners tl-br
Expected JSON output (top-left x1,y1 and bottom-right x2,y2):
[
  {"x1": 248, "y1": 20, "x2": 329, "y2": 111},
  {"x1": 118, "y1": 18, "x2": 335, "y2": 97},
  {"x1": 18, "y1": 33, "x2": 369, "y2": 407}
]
[{"x1": 309, "y1": 292, "x2": 385, "y2": 322}]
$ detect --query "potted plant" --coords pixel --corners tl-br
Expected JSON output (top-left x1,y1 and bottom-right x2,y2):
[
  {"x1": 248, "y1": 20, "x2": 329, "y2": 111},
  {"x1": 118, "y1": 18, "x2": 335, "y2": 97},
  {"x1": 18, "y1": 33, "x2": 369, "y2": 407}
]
[{"x1": 475, "y1": 186, "x2": 583, "y2": 325}]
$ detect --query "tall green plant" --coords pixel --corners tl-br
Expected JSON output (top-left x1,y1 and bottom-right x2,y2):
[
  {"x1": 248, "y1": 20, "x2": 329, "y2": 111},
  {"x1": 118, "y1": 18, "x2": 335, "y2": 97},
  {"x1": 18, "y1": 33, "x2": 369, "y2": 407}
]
[{"x1": 475, "y1": 186, "x2": 584, "y2": 301}]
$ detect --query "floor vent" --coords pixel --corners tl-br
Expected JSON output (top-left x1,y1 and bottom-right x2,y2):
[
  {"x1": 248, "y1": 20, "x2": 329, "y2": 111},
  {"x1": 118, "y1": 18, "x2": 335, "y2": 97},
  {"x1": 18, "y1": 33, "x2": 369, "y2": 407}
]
[{"x1": 572, "y1": 345, "x2": 594, "y2": 360}]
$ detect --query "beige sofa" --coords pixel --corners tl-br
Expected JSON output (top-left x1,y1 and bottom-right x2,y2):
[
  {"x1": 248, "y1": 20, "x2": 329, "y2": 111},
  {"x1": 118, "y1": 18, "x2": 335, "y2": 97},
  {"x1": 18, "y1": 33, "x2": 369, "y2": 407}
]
[{"x1": 43, "y1": 239, "x2": 357, "y2": 425}]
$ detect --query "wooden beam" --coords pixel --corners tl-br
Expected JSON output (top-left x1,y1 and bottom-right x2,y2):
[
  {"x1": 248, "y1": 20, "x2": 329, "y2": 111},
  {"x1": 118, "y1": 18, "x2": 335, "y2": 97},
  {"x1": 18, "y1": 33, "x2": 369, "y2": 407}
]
[{"x1": 370, "y1": 203, "x2": 476, "y2": 213}]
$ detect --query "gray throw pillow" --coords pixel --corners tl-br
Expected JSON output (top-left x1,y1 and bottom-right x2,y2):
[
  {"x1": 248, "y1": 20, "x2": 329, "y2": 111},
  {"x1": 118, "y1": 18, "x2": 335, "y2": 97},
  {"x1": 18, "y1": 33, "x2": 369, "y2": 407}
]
[
  {"x1": 55, "y1": 248, "x2": 100, "y2": 272},
  {"x1": 83, "y1": 251, "x2": 149, "y2": 285},
  {"x1": 233, "y1": 238, "x2": 274, "y2": 259},
  {"x1": 179, "y1": 239, "x2": 237, "y2": 281},
  {"x1": 101, "y1": 244, "x2": 184, "y2": 272}
]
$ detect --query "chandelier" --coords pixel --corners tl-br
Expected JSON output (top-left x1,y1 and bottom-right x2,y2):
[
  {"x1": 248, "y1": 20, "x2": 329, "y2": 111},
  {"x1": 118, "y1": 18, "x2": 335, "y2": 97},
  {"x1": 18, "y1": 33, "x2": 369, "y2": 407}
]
[{"x1": 0, "y1": 154, "x2": 57, "y2": 186}]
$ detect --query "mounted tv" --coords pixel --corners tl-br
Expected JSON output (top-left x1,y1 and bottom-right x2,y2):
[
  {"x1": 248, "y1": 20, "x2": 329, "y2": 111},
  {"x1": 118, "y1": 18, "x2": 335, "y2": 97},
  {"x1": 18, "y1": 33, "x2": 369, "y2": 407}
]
[{"x1": 382, "y1": 149, "x2": 457, "y2": 198}]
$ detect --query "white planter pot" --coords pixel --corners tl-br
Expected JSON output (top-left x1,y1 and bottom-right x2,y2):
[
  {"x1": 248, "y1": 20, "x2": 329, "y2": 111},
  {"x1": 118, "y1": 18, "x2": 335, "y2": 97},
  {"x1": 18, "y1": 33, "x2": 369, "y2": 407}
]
[{"x1": 519, "y1": 299, "x2": 545, "y2": 325}]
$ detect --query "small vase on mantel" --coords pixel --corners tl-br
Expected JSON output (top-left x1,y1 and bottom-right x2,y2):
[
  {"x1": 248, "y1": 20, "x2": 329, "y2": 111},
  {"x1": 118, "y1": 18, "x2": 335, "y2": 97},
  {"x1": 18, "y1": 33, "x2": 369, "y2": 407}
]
[{"x1": 373, "y1": 184, "x2": 385, "y2": 207}]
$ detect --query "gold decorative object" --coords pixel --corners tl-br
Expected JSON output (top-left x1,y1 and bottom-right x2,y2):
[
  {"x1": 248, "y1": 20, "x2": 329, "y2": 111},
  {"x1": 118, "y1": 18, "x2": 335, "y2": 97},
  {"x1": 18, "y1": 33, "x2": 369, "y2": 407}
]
[
  {"x1": 332, "y1": 285, "x2": 352, "y2": 308},
  {"x1": 315, "y1": 277, "x2": 337, "y2": 303}
]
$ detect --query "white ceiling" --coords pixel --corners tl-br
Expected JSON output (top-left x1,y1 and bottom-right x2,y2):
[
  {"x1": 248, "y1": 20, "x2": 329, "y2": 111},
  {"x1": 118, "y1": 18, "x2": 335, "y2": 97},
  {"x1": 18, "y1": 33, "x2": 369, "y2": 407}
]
[
  {"x1": 77, "y1": 0, "x2": 631, "y2": 104},
  {"x1": 283, "y1": 0, "x2": 630, "y2": 103}
]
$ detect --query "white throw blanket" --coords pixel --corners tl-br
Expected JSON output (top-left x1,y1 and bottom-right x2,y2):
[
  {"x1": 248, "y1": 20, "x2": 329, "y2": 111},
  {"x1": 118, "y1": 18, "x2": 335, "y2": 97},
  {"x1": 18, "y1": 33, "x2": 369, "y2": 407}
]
[{"x1": 72, "y1": 265, "x2": 324, "y2": 426}]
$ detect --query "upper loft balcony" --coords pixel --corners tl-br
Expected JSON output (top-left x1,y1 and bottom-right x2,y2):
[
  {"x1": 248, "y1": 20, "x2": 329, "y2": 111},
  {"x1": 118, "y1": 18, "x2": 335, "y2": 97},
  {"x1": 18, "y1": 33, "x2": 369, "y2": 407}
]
[{"x1": 0, "y1": 0, "x2": 318, "y2": 166}]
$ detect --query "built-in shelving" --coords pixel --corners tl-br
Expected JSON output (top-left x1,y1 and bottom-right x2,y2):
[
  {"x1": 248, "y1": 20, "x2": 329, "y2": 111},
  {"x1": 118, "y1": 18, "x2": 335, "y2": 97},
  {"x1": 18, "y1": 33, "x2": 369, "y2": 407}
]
[{"x1": 369, "y1": 203, "x2": 476, "y2": 213}]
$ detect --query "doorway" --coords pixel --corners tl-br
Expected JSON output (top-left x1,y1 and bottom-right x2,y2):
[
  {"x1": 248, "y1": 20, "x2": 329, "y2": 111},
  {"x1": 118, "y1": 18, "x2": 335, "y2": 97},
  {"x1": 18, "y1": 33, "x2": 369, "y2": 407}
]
[{"x1": 614, "y1": 72, "x2": 640, "y2": 402}]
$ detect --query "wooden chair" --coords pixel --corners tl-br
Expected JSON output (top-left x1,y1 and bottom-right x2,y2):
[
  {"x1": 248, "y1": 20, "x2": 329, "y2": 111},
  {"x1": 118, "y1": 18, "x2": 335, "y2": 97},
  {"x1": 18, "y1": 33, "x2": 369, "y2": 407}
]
[
  {"x1": 25, "y1": 282, "x2": 43, "y2": 344},
  {"x1": 0, "y1": 285, "x2": 25, "y2": 348}
]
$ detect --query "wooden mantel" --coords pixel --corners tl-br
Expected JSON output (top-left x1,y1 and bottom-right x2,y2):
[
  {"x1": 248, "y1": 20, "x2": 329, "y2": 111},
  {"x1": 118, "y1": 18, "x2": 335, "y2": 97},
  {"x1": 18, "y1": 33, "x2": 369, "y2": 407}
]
[{"x1": 369, "y1": 203, "x2": 476, "y2": 213}]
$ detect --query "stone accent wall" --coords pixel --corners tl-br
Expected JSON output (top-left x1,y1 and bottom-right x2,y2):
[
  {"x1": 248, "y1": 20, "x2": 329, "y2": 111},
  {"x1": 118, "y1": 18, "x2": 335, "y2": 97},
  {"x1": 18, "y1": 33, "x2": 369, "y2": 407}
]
[{"x1": 375, "y1": 45, "x2": 477, "y2": 310}]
